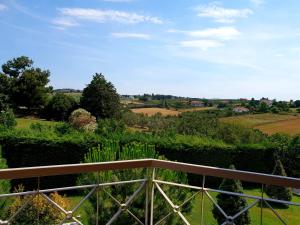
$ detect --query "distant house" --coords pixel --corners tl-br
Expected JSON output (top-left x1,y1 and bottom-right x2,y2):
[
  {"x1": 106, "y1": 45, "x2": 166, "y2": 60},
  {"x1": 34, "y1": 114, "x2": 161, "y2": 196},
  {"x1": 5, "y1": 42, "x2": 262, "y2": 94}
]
[
  {"x1": 233, "y1": 107, "x2": 250, "y2": 113},
  {"x1": 260, "y1": 98, "x2": 273, "y2": 107},
  {"x1": 190, "y1": 101, "x2": 204, "y2": 107}
]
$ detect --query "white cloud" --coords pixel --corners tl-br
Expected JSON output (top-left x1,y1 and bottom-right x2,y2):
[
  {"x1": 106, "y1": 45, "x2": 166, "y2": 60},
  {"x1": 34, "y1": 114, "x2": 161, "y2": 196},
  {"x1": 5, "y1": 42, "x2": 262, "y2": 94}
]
[
  {"x1": 52, "y1": 18, "x2": 78, "y2": 28},
  {"x1": 103, "y1": 0, "x2": 134, "y2": 2},
  {"x1": 111, "y1": 32, "x2": 151, "y2": 39},
  {"x1": 0, "y1": 3, "x2": 7, "y2": 11},
  {"x1": 194, "y1": 2, "x2": 253, "y2": 23},
  {"x1": 169, "y1": 27, "x2": 240, "y2": 40},
  {"x1": 180, "y1": 40, "x2": 223, "y2": 50},
  {"x1": 58, "y1": 8, "x2": 163, "y2": 25},
  {"x1": 250, "y1": 0, "x2": 265, "y2": 7}
]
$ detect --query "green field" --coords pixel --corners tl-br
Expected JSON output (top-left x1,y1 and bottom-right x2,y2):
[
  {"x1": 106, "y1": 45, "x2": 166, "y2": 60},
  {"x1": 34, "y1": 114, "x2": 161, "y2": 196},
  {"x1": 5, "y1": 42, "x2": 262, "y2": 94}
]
[
  {"x1": 16, "y1": 117, "x2": 58, "y2": 129},
  {"x1": 187, "y1": 189, "x2": 300, "y2": 225}
]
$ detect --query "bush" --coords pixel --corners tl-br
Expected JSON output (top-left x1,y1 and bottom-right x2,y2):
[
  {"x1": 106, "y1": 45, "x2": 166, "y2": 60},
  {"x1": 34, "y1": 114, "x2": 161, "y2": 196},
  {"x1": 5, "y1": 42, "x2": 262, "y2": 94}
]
[
  {"x1": 266, "y1": 160, "x2": 292, "y2": 202},
  {"x1": 69, "y1": 108, "x2": 97, "y2": 132},
  {"x1": 213, "y1": 165, "x2": 251, "y2": 225},
  {"x1": 78, "y1": 141, "x2": 191, "y2": 225},
  {"x1": 0, "y1": 108, "x2": 16, "y2": 128},
  {"x1": 7, "y1": 185, "x2": 70, "y2": 225},
  {"x1": 44, "y1": 93, "x2": 77, "y2": 121},
  {"x1": 0, "y1": 146, "x2": 10, "y2": 217}
]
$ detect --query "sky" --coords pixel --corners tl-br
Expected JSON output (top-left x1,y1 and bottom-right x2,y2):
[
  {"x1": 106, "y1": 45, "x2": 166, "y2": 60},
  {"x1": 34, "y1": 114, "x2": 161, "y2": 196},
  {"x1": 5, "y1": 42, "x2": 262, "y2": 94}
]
[{"x1": 0, "y1": 0, "x2": 300, "y2": 100}]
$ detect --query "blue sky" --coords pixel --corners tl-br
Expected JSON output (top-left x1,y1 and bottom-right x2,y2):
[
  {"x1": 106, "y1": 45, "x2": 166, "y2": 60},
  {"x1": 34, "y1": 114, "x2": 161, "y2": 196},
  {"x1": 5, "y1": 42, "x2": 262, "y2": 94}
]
[{"x1": 0, "y1": 0, "x2": 300, "y2": 100}]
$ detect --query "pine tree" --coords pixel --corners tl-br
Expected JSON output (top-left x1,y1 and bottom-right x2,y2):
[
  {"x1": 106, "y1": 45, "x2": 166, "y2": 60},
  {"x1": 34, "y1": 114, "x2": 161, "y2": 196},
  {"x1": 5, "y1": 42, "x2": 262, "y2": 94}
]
[
  {"x1": 266, "y1": 160, "x2": 292, "y2": 202},
  {"x1": 212, "y1": 165, "x2": 251, "y2": 225}
]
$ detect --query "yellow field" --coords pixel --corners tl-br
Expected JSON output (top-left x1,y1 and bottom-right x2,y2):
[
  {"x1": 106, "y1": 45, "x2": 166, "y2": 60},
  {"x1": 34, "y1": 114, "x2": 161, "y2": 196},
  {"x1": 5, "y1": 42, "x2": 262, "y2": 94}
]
[
  {"x1": 179, "y1": 107, "x2": 215, "y2": 112},
  {"x1": 221, "y1": 113, "x2": 300, "y2": 135},
  {"x1": 131, "y1": 108, "x2": 180, "y2": 116}
]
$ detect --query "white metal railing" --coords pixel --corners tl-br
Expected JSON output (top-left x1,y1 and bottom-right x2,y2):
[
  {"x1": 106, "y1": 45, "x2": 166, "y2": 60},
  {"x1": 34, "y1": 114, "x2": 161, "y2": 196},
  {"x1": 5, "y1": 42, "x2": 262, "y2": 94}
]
[{"x1": 0, "y1": 159, "x2": 299, "y2": 225}]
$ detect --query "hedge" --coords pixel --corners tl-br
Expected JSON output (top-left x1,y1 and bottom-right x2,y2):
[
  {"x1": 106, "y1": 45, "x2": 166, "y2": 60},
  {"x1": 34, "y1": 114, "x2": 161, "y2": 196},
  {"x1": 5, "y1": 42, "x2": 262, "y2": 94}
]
[{"x1": 0, "y1": 129, "x2": 280, "y2": 189}]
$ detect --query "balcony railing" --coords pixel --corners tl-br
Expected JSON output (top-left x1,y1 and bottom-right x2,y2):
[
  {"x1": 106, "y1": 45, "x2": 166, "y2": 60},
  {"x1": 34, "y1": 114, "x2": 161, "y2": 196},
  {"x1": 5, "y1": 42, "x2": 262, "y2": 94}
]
[{"x1": 0, "y1": 159, "x2": 299, "y2": 225}]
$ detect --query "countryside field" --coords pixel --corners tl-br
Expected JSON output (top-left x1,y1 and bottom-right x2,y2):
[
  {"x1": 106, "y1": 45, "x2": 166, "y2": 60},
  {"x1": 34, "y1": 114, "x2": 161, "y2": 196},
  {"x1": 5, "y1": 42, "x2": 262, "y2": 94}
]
[
  {"x1": 131, "y1": 107, "x2": 214, "y2": 116},
  {"x1": 221, "y1": 113, "x2": 300, "y2": 135}
]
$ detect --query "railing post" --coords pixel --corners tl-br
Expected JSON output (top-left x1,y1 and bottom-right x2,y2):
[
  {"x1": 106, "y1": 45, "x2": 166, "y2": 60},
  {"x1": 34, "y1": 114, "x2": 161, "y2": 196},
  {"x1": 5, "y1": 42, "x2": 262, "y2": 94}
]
[
  {"x1": 150, "y1": 168, "x2": 156, "y2": 225},
  {"x1": 201, "y1": 175, "x2": 205, "y2": 225},
  {"x1": 96, "y1": 172, "x2": 100, "y2": 225},
  {"x1": 260, "y1": 184, "x2": 264, "y2": 225},
  {"x1": 145, "y1": 168, "x2": 149, "y2": 225},
  {"x1": 37, "y1": 176, "x2": 40, "y2": 225}
]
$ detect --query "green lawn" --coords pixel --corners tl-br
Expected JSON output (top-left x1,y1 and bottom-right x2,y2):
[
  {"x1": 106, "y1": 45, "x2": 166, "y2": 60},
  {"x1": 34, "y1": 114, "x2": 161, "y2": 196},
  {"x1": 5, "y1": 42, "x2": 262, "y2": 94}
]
[
  {"x1": 186, "y1": 188, "x2": 300, "y2": 225},
  {"x1": 16, "y1": 117, "x2": 59, "y2": 129},
  {"x1": 67, "y1": 196, "x2": 94, "y2": 225}
]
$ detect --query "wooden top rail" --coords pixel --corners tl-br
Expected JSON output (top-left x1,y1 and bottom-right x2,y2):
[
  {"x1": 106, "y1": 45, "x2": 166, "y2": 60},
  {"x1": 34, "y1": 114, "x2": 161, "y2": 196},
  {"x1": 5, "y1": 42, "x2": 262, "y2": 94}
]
[{"x1": 0, "y1": 159, "x2": 299, "y2": 188}]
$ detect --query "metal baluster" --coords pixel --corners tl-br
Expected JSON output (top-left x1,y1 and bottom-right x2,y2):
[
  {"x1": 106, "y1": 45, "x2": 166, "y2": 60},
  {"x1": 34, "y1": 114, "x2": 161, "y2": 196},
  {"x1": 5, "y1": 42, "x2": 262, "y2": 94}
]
[
  {"x1": 150, "y1": 168, "x2": 156, "y2": 225},
  {"x1": 96, "y1": 172, "x2": 100, "y2": 225},
  {"x1": 37, "y1": 177, "x2": 40, "y2": 225},
  {"x1": 145, "y1": 168, "x2": 149, "y2": 225},
  {"x1": 260, "y1": 184, "x2": 264, "y2": 225},
  {"x1": 201, "y1": 176, "x2": 205, "y2": 225}
]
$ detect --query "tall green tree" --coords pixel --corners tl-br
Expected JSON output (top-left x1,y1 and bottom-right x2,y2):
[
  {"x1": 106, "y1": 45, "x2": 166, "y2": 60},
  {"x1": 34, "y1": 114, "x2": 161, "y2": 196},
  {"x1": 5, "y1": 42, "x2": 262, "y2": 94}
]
[
  {"x1": 0, "y1": 56, "x2": 52, "y2": 109},
  {"x1": 266, "y1": 160, "x2": 292, "y2": 202},
  {"x1": 80, "y1": 73, "x2": 120, "y2": 119},
  {"x1": 213, "y1": 165, "x2": 251, "y2": 225}
]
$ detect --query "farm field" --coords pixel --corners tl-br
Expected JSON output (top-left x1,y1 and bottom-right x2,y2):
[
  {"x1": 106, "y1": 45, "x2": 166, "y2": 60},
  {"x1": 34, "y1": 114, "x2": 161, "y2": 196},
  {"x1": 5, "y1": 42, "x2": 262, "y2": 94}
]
[
  {"x1": 131, "y1": 107, "x2": 214, "y2": 116},
  {"x1": 221, "y1": 113, "x2": 300, "y2": 135},
  {"x1": 131, "y1": 107, "x2": 180, "y2": 116}
]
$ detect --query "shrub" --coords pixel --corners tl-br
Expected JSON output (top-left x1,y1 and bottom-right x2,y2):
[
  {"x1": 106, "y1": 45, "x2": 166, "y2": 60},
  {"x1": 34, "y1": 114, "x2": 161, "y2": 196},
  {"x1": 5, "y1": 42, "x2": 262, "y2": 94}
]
[
  {"x1": 69, "y1": 108, "x2": 97, "y2": 132},
  {"x1": 0, "y1": 146, "x2": 10, "y2": 217},
  {"x1": 44, "y1": 93, "x2": 77, "y2": 121},
  {"x1": 7, "y1": 185, "x2": 70, "y2": 225},
  {"x1": 0, "y1": 108, "x2": 16, "y2": 128},
  {"x1": 78, "y1": 141, "x2": 191, "y2": 225},
  {"x1": 266, "y1": 160, "x2": 292, "y2": 202},
  {"x1": 212, "y1": 165, "x2": 251, "y2": 225}
]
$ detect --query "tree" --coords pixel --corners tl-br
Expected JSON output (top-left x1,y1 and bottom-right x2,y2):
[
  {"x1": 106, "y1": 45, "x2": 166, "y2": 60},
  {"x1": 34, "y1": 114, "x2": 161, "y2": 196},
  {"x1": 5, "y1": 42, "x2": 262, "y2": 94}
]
[
  {"x1": 294, "y1": 100, "x2": 300, "y2": 108},
  {"x1": 0, "y1": 56, "x2": 52, "y2": 109},
  {"x1": 78, "y1": 142, "x2": 191, "y2": 225},
  {"x1": 80, "y1": 73, "x2": 120, "y2": 119},
  {"x1": 258, "y1": 102, "x2": 269, "y2": 113},
  {"x1": 266, "y1": 160, "x2": 292, "y2": 202},
  {"x1": 0, "y1": 147, "x2": 10, "y2": 218},
  {"x1": 213, "y1": 165, "x2": 251, "y2": 225},
  {"x1": 44, "y1": 93, "x2": 77, "y2": 121}
]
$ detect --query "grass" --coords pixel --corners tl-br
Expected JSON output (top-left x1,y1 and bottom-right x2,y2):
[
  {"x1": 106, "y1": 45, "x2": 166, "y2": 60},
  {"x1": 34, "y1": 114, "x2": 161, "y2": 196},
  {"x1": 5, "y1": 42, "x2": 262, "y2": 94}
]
[
  {"x1": 186, "y1": 188, "x2": 300, "y2": 225},
  {"x1": 67, "y1": 196, "x2": 94, "y2": 225},
  {"x1": 16, "y1": 117, "x2": 59, "y2": 129},
  {"x1": 221, "y1": 113, "x2": 300, "y2": 135}
]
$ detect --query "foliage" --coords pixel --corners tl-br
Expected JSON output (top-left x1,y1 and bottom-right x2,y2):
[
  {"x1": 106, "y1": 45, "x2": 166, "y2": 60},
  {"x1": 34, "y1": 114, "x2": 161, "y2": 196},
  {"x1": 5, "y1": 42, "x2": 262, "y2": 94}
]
[
  {"x1": 265, "y1": 160, "x2": 292, "y2": 202},
  {"x1": 78, "y1": 141, "x2": 191, "y2": 224},
  {"x1": 0, "y1": 146, "x2": 10, "y2": 217},
  {"x1": 212, "y1": 165, "x2": 251, "y2": 225},
  {"x1": 80, "y1": 73, "x2": 120, "y2": 119},
  {"x1": 96, "y1": 118, "x2": 125, "y2": 137},
  {"x1": 0, "y1": 56, "x2": 52, "y2": 109},
  {"x1": 0, "y1": 108, "x2": 16, "y2": 129},
  {"x1": 44, "y1": 93, "x2": 77, "y2": 121},
  {"x1": 69, "y1": 108, "x2": 97, "y2": 132},
  {"x1": 7, "y1": 185, "x2": 70, "y2": 225}
]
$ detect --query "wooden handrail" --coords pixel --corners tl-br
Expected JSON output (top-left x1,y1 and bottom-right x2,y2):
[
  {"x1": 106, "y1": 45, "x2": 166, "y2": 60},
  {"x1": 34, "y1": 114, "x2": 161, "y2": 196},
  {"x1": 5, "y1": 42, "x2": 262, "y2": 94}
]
[{"x1": 0, "y1": 159, "x2": 299, "y2": 188}]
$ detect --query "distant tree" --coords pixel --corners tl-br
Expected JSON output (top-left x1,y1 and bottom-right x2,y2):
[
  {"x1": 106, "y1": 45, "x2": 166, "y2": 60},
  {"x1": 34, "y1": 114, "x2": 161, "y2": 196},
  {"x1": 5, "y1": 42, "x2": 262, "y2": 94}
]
[
  {"x1": 69, "y1": 108, "x2": 97, "y2": 132},
  {"x1": 80, "y1": 73, "x2": 120, "y2": 119},
  {"x1": 45, "y1": 93, "x2": 77, "y2": 121},
  {"x1": 294, "y1": 100, "x2": 300, "y2": 108},
  {"x1": 0, "y1": 56, "x2": 52, "y2": 109},
  {"x1": 258, "y1": 102, "x2": 269, "y2": 113},
  {"x1": 213, "y1": 165, "x2": 251, "y2": 225},
  {"x1": 266, "y1": 160, "x2": 292, "y2": 202}
]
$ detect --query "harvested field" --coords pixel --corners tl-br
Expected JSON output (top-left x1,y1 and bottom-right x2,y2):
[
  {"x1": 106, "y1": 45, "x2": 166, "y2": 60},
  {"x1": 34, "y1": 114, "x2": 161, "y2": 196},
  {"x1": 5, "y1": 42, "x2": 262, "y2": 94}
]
[{"x1": 131, "y1": 107, "x2": 180, "y2": 116}]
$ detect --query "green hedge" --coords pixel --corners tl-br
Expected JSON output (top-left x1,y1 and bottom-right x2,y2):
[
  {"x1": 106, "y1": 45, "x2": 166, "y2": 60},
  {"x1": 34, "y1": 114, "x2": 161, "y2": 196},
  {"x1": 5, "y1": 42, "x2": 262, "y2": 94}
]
[{"x1": 0, "y1": 129, "x2": 278, "y2": 189}]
